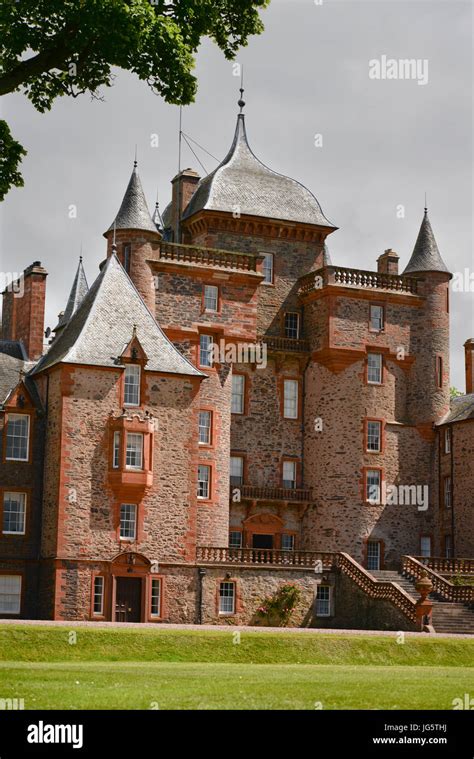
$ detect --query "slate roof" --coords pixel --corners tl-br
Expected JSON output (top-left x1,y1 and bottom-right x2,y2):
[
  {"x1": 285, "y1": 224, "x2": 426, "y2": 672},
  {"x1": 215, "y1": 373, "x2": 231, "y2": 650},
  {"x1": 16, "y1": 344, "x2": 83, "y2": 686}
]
[
  {"x1": 182, "y1": 114, "x2": 336, "y2": 228},
  {"x1": 106, "y1": 166, "x2": 158, "y2": 234},
  {"x1": 0, "y1": 340, "x2": 28, "y2": 360},
  {"x1": 437, "y1": 394, "x2": 474, "y2": 425},
  {"x1": 0, "y1": 353, "x2": 24, "y2": 405},
  {"x1": 55, "y1": 258, "x2": 89, "y2": 331},
  {"x1": 403, "y1": 210, "x2": 450, "y2": 275},
  {"x1": 32, "y1": 255, "x2": 205, "y2": 377}
]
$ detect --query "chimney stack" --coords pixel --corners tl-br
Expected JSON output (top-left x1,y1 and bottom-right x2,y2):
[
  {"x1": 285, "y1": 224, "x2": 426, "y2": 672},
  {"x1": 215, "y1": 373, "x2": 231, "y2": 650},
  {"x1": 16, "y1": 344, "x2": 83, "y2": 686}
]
[
  {"x1": 171, "y1": 168, "x2": 200, "y2": 242},
  {"x1": 377, "y1": 249, "x2": 399, "y2": 275},
  {"x1": 464, "y1": 339, "x2": 474, "y2": 395},
  {"x1": 1, "y1": 261, "x2": 48, "y2": 360}
]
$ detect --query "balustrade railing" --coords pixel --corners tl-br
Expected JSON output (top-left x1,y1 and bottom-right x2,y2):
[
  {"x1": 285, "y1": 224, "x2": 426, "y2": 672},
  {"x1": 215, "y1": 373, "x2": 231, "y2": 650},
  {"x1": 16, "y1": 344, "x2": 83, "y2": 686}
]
[
  {"x1": 298, "y1": 266, "x2": 419, "y2": 296},
  {"x1": 158, "y1": 242, "x2": 260, "y2": 272},
  {"x1": 196, "y1": 546, "x2": 334, "y2": 569},
  {"x1": 402, "y1": 556, "x2": 474, "y2": 603}
]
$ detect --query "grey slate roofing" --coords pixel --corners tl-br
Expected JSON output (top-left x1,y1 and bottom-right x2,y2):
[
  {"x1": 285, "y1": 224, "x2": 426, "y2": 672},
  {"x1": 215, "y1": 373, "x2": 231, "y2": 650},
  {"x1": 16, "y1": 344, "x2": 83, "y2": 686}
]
[
  {"x1": 403, "y1": 209, "x2": 450, "y2": 275},
  {"x1": 0, "y1": 339, "x2": 27, "y2": 360},
  {"x1": 54, "y1": 257, "x2": 89, "y2": 331},
  {"x1": 182, "y1": 114, "x2": 336, "y2": 228},
  {"x1": 0, "y1": 353, "x2": 24, "y2": 405},
  {"x1": 106, "y1": 165, "x2": 158, "y2": 235},
  {"x1": 437, "y1": 393, "x2": 474, "y2": 425},
  {"x1": 32, "y1": 254, "x2": 205, "y2": 377}
]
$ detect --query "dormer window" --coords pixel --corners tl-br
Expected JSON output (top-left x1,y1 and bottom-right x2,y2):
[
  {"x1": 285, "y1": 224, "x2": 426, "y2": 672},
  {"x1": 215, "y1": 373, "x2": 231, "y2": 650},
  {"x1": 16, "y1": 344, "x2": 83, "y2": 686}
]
[{"x1": 124, "y1": 365, "x2": 140, "y2": 406}]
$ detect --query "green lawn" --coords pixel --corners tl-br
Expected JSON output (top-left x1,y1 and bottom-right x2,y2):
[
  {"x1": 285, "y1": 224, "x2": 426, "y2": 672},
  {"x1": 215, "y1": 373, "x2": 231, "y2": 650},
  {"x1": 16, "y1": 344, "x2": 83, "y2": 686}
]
[{"x1": 0, "y1": 625, "x2": 472, "y2": 710}]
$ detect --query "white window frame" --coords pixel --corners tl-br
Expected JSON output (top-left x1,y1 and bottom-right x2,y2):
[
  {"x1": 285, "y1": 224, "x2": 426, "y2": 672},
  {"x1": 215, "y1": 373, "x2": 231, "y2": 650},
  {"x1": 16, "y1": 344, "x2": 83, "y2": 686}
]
[
  {"x1": 367, "y1": 420, "x2": 382, "y2": 453},
  {"x1": 282, "y1": 460, "x2": 297, "y2": 489},
  {"x1": 284, "y1": 312, "x2": 300, "y2": 339},
  {"x1": 93, "y1": 576, "x2": 104, "y2": 616},
  {"x1": 198, "y1": 410, "x2": 212, "y2": 445},
  {"x1": 197, "y1": 465, "x2": 210, "y2": 500},
  {"x1": 124, "y1": 364, "x2": 141, "y2": 406},
  {"x1": 367, "y1": 541, "x2": 381, "y2": 571},
  {"x1": 370, "y1": 304, "x2": 384, "y2": 332},
  {"x1": 5, "y1": 414, "x2": 30, "y2": 462},
  {"x1": 231, "y1": 374, "x2": 245, "y2": 415},
  {"x1": 125, "y1": 433, "x2": 143, "y2": 471},
  {"x1": 230, "y1": 456, "x2": 244, "y2": 486},
  {"x1": 283, "y1": 379, "x2": 298, "y2": 419},
  {"x1": 2, "y1": 492, "x2": 26, "y2": 535},
  {"x1": 366, "y1": 469, "x2": 381, "y2": 504},
  {"x1": 315, "y1": 585, "x2": 331, "y2": 617},
  {"x1": 199, "y1": 334, "x2": 213, "y2": 368},
  {"x1": 219, "y1": 581, "x2": 235, "y2": 614},
  {"x1": 0, "y1": 575, "x2": 21, "y2": 615},
  {"x1": 367, "y1": 353, "x2": 382, "y2": 385},
  {"x1": 203, "y1": 285, "x2": 219, "y2": 312},
  {"x1": 150, "y1": 578, "x2": 162, "y2": 617},
  {"x1": 120, "y1": 503, "x2": 137, "y2": 541},
  {"x1": 262, "y1": 253, "x2": 274, "y2": 284}
]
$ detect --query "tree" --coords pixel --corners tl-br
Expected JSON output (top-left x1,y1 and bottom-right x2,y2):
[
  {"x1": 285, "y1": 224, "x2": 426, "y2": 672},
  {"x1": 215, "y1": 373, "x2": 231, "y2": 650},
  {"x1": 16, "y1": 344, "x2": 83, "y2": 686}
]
[{"x1": 0, "y1": 0, "x2": 269, "y2": 200}]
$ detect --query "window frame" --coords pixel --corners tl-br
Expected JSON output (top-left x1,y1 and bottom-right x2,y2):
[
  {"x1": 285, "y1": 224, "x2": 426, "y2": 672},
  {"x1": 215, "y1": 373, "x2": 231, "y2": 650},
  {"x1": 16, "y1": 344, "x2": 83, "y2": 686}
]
[
  {"x1": 365, "y1": 419, "x2": 383, "y2": 454},
  {"x1": 123, "y1": 364, "x2": 141, "y2": 407},
  {"x1": 282, "y1": 459, "x2": 297, "y2": 489},
  {"x1": 230, "y1": 455, "x2": 244, "y2": 487},
  {"x1": 197, "y1": 464, "x2": 211, "y2": 500},
  {"x1": 443, "y1": 476, "x2": 452, "y2": 509},
  {"x1": 261, "y1": 252, "x2": 274, "y2": 285},
  {"x1": 203, "y1": 284, "x2": 219, "y2": 313},
  {"x1": 364, "y1": 467, "x2": 382, "y2": 505},
  {"x1": 125, "y1": 432, "x2": 144, "y2": 471},
  {"x1": 150, "y1": 577, "x2": 162, "y2": 618},
  {"x1": 284, "y1": 312, "x2": 300, "y2": 339},
  {"x1": 119, "y1": 503, "x2": 137, "y2": 541},
  {"x1": 0, "y1": 573, "x2": 22, "y2": 615},
  {"x1": 219, "y1": 581, "x2": 236, "y2": 615},
  {"x1": 367, "y1": 353, "x2": 383, "y2": 385},
  {"x1": 2, "y1": 491, "x2": 27, "y2": 536},
  {"x1": 282, "y1": 378, "x2": 300, "y2": 420},
  {"x1": 92, "y1": 575, "x2": 105, "y2": 616},
  {"x1": 281, "y1": 533, "x2": 295, "y2": 552},
  {"x1": 5, "y1": 413, "x2": 30, "y2": 463},
  {"x1": 231, "y1": 373, "x2": 246, "y2": 415},
  {"x1": 444, "y1": 427, "x2": 451, "y2": 455},
  {"x1": 199, "y1": 334, "x2": 214, "y2": 369},
  {"x1": 229, "y1": 530, "x2": 243, "y2": 549},
  {"x1": 315, "y1": 585, "x2": 331, "y2": 617},
  {"x1": 367, "y1": 540, "x2": 382, "y2": 571},
  {"x1": 369, "y1": 303, "x2": 384, "y2": 332},
  {"x1": 198, "y1": 409, "x2": 213, "y2": 446},
  {"x1": 420, "y1": 535, "x2": 432, "y2": 558}
]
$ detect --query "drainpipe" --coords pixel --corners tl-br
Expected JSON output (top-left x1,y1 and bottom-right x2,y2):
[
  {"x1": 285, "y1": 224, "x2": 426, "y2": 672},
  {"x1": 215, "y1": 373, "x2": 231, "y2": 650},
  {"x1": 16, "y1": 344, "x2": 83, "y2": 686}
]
[{"x1": 197, "y1": 568, "x2": 206, "y2": 624}]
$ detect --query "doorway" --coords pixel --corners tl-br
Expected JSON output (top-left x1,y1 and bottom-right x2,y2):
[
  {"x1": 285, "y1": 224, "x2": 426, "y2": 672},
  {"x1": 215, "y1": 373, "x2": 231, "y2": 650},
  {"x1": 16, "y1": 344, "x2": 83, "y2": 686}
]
[{"x1": 115, "y1": 577, "x2": 142, "y2": 622}]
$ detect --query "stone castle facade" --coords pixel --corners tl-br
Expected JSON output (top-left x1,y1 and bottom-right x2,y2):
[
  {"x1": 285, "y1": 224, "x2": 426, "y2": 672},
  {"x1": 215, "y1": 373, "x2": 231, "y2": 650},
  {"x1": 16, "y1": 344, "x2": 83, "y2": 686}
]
[{"x1": 0, "y1": 108, "x2": 472, "y2": 628}]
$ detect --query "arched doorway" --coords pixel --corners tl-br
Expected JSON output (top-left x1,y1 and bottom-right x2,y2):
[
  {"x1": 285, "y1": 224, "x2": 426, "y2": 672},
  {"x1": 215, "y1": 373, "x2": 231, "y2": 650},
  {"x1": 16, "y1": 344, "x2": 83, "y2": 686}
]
[{"x1": 110, "y1": 551, "x2": 152, "y2": 622}]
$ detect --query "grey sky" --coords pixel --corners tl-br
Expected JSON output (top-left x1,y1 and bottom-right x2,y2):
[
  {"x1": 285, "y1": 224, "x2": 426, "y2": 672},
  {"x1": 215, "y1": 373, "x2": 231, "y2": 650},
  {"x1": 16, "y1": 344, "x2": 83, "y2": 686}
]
[{"x1": 1, "y1": 0, "x2": 472, "y2": 390}]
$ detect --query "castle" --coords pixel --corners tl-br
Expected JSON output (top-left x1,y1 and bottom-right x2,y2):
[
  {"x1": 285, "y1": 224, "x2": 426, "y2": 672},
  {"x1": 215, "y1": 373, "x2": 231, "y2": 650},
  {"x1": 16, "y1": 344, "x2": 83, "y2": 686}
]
[{"x1": 0, "y1": 103, "x2": 473, "y2": 630}]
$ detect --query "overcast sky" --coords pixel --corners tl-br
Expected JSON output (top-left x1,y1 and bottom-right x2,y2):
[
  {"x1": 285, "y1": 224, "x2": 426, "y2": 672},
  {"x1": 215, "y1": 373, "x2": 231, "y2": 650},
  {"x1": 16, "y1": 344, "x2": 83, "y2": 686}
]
[{"x1": 1, "y1": 0, "x2": 472, "y2": 390}]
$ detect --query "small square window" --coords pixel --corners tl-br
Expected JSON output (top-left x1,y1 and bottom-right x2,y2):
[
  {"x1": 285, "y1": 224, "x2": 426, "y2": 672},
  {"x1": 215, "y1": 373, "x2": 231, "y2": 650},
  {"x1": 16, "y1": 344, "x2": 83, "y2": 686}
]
[
  {"x1": 199, "y1": 334, "x2": 214, "y2": 368},
  {"x1": 124, "y1": 365, "x2": 140, "y2": 406},
  {"x1": 204, "y1": 285, "x2": 218, "y2": 312},
  {"x1": 120, "y1": 504, "x2": 137, "y2": 540},
  {"x1": 219, "y1": 581, "x2": 235, "y2": 614},
  {"x1": 367, "y1": 353, "x2": 382, "y2": 384}
]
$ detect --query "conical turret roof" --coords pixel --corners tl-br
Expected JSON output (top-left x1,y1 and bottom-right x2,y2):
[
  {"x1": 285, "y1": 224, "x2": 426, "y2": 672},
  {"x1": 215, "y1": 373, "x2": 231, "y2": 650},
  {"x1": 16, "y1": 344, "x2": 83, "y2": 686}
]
[
  {"x1": 55, "y1": 257, "x2": 89, "y2": 331},
  {"x1": 106, "y1": 165, "x2": 157, "y2": 234},
  {"x1": 403, "y1": 209, "x2": 450, "y2": 275}
]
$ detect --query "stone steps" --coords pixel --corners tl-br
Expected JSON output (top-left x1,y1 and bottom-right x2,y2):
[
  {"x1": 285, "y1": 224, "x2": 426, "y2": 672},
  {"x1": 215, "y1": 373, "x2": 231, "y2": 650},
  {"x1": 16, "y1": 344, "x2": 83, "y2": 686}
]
[{"x1": 369, "y1": 569, "x2": 474, "y2": 634}]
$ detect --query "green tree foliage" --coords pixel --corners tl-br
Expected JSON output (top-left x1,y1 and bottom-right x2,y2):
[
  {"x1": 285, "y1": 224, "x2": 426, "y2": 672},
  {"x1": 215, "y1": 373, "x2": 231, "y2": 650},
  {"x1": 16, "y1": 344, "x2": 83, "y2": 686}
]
[{"x1": 0, "y1": 0, "x2": 268, "y2": 198}]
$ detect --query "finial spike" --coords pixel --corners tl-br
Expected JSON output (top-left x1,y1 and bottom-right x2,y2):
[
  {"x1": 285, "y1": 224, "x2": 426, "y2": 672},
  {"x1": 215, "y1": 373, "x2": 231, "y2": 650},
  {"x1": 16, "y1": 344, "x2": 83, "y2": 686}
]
[
  {"x1": 134, "y1": 144, "x2": 138, "y2": 169},
  {"x1": 424, "y1": 191, "x2": 427, "y2": 213},
  {"x1": 238, "y1": 64, "x2": 245, "y2": 113}
]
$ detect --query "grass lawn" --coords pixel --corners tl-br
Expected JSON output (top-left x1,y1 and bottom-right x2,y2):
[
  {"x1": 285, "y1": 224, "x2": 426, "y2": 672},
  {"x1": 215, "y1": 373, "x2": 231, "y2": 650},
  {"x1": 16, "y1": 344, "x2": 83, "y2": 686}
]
[{"x1": 0, "y1": 625, "x2": 472, "y2": 710}]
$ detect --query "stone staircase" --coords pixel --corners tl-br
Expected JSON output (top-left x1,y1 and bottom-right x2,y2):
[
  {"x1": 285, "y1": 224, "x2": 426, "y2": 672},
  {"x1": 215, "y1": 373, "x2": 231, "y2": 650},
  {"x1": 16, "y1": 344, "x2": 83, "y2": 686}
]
[{"x1": 370, "y1": 570, "x2": 474, "y2": 634}]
